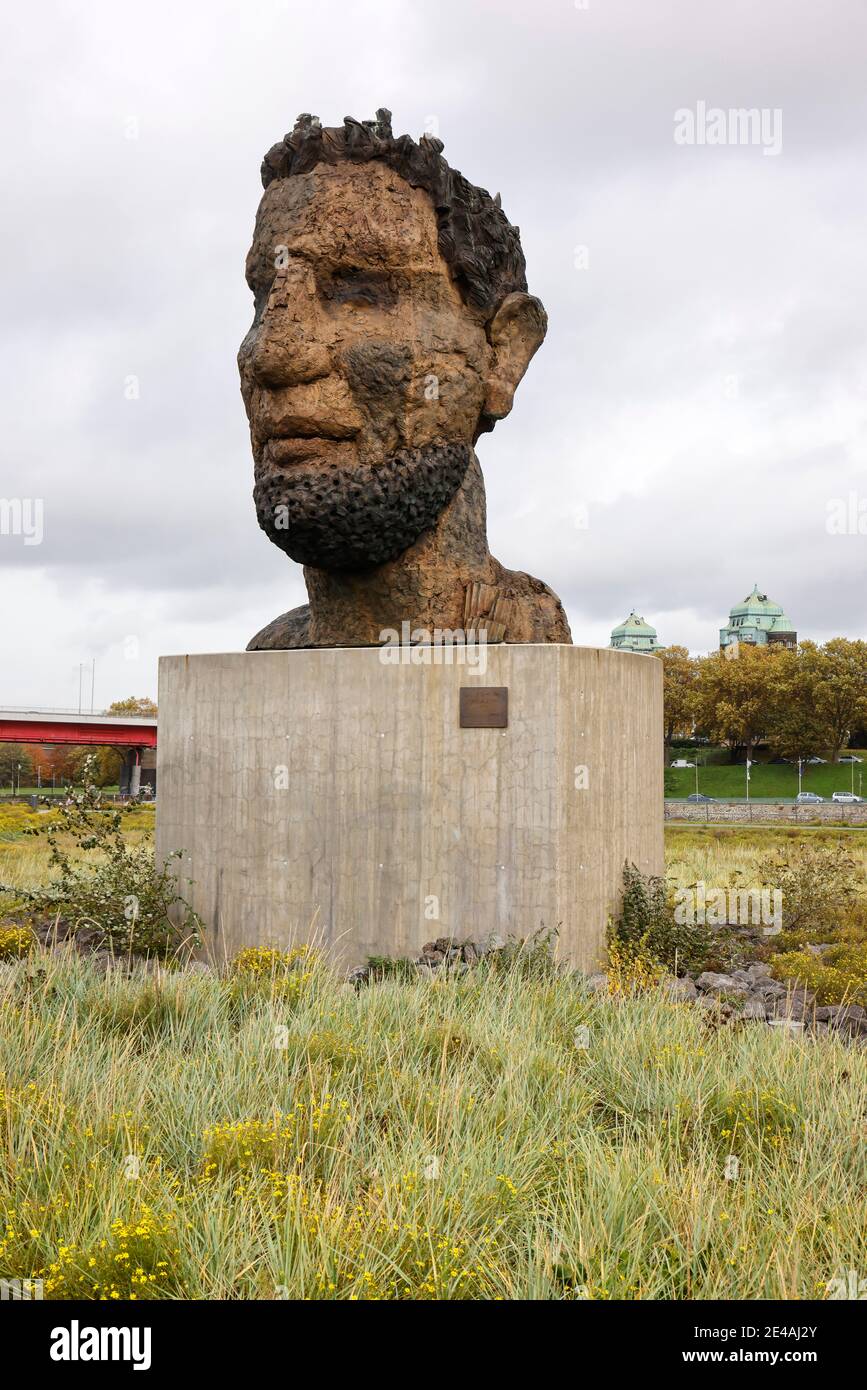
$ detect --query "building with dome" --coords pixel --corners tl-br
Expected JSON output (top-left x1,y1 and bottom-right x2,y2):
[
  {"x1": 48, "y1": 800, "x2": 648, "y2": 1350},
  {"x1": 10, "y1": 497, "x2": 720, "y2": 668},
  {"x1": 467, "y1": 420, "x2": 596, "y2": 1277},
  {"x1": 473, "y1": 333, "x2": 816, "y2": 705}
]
[
  {"x1": 719, "y1": 585, "x2": 797, "y2": 654},
  {"x1": 610, "y1": 610, "x2": 661, "y2": 653}
]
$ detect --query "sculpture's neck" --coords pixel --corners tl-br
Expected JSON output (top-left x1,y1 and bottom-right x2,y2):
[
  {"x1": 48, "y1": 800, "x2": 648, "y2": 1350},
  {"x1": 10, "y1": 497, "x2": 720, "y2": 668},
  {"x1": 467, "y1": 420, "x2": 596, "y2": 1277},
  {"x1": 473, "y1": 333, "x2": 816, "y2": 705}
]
[{"x1": 303, "y1": 450, "x2": 495, "y2": 646}]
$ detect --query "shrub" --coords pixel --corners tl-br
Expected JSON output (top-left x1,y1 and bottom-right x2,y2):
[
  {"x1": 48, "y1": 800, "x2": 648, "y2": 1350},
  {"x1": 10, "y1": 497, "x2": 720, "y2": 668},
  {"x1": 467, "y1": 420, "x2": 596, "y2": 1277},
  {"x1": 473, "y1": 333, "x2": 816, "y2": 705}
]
[
  {"x1": 366, "y1": 955, "x2": 418, "y2": 982},
  {"x1": 226, "y1": 945, "x2": 315, "y2": 1007},
  {"x1": 605, "y1": 936, "x2": 662, "y2": 995},
  {"x1": 200, "y1": 1096, "x2": 350, "y2": 1182},
  {"x1": 0, "y1": 924, "x2": 35, "y2": 959},
  {"x1": 770, "y1": 944, "x2": 867, "y2": 1007},
  {"x1": 609, "y1": 863, "x2": 707, "y2": 974},
  {"x1": 39, "y1": 1208, "x2": 183, "y2": 1300},
  {"x1": 757, "y1": 843, "x2": 860, "y2": 939},
  {"x1": 1, "y1": 759, "x2": 201, "y2": 958}
]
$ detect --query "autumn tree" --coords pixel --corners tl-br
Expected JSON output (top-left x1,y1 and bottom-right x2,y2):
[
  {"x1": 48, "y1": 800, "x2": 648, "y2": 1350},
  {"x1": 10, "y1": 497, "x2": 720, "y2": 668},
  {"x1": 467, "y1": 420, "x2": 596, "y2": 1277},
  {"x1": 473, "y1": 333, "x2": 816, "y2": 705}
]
[
  {"x1": 108, "y1": 697, "x2": 157, "y2": 717},
  {"x1": 694, "y1": 645, "x2": 781, "y2": 762},
  {"x1": 0, "y1": 743, "x2": 34, "y2": 788},
  {"x1": 803, "y1": 639, "x2": 867, "y2": 762},
  {"x1": 656, "y1": 645, "x2": 699, "y2": 748},
  {"x1": 764, "y1": 647, "x2": 828, "y2": 765}
]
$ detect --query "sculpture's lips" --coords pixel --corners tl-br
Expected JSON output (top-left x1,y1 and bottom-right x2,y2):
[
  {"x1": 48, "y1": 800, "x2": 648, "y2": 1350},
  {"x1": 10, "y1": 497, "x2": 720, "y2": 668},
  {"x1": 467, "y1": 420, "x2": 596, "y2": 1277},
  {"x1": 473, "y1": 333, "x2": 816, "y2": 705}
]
[{"x1": 262, "y1": 435, "x2": 355, "y2": 467}]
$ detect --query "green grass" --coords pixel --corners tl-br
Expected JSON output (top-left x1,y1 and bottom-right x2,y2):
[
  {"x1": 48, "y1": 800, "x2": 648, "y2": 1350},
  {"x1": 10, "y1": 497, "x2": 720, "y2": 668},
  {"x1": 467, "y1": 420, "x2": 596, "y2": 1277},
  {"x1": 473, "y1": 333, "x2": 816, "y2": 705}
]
[
  {"x1": 667, "y1": 750, "x2": 866, "y2": 801},
  {"x1": 0, "y1": 947, "x2": 864, "y2": 1300}
]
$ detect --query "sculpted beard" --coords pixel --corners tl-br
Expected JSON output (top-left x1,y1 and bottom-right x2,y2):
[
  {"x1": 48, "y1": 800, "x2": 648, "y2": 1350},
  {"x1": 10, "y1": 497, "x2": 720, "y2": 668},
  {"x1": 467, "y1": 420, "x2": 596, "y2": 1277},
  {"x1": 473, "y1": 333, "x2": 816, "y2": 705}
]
[{"x1": 253, "y1": 441, "x2": 471, "y2": 570}]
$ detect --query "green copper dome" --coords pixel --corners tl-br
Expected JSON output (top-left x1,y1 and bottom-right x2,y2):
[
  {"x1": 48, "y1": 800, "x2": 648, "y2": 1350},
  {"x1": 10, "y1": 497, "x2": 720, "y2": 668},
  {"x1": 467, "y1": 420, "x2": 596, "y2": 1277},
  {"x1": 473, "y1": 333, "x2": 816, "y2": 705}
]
[
  {"x1": 720, "y1": 585, "x2": 797, "y2": 650},
  {"x1": 729, "y1": 584, "x2": 785, "y2": 620},
  {"x1": 610, "y1": 610, "x2": 661, "y2": 652}
]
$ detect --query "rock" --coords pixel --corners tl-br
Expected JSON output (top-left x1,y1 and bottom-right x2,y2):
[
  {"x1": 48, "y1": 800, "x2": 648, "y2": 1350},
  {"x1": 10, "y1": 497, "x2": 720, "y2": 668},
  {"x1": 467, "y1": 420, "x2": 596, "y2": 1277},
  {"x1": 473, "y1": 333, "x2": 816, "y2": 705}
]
[
  {"x1": 755, "y1": 979, "x2": 788, "y2": 998},
  {"x1": 585, "y1": 973, "x2": 608, "y2": 993},
  {"x1": 462, "y1": 942, "x2": 478, "y2": 964},
  {"x1": 737, "y1": 996, "x2": 768, "y2": 1020},
  {"x1": 805, "y1": 944, "x2": 834, "y2": 956},
  {"x1": 347, "y1": 967, "x2": 370, "y2": 987},
  {"x1": 696, "y1": 995, "x2": 732, "y2": 1016},
  {"x1": 421, "y1": 947, "x2": 445, "y2": 965},
  {"x1": 768, "y1": 994, "x2": 813, "y2": 1023},
  {"x1": 695, "y1": 972, "x2": 749, "y2": 996},
  {"x1": 817, "y1": 1004, "x2": 867, "y2": 1037},
  {"x1": 664, "y1": 975, "x2": 698, "y2": 1002},
  {"x1": 477, "y1": 934, "x2": 506, "y2": 955},
  {"x1": 88, "y1": 951, "x2": 119, "y2": 976},
  {"x1": 746, "y1": 962, "x2": 772, "y2": 981}
]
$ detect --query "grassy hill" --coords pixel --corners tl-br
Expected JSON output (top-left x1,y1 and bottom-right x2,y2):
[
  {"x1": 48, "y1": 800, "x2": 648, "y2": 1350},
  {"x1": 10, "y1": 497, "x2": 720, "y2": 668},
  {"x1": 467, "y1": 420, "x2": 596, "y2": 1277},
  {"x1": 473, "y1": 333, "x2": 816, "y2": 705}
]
[{"x1": 667, "y1": 751, "x2": 866, "y2": 801}]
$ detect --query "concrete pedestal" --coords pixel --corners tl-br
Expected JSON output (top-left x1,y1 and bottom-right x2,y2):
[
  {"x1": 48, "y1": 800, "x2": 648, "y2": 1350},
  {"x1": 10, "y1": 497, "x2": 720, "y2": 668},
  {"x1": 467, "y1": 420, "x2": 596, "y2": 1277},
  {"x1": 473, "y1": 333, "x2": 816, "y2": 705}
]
[{"x1": 156, "y1": 645, "x2": 663, "y2": 970}]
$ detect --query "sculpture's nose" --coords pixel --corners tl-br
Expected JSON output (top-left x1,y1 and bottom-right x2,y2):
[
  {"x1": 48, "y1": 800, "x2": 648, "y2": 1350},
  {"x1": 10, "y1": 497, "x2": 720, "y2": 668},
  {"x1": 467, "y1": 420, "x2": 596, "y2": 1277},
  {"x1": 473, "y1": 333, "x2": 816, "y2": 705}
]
[{"x1": 250, "y1": 260, "x2": 331, "y2": 387}]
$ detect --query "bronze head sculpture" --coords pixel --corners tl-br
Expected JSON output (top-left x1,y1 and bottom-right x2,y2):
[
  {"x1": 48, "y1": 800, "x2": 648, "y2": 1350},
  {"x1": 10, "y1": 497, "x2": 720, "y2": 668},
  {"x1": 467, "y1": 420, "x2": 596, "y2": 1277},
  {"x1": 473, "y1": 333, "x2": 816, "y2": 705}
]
[{"x1": 239, "y1": 109, "x2": 571, "y2": 649}]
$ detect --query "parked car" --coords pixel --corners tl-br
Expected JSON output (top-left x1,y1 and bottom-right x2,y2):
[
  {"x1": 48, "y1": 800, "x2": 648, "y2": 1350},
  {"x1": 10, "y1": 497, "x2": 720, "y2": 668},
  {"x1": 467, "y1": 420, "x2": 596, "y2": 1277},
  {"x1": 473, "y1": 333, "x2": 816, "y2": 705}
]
[
  {"x1": 839, "y1": 755, "x2": 863, "y2": 764},
  {"x1": 795, "y1": 791, "x2": 824, "y2": 803},
  {"x1": 832, "y1": 791, "x2": 863, "y2": 803},
  {"x1": 686, "y1": 793, "x2": 716, "y2": 803},
  {"x1": 670, "y1": 759, "x2": 695, "y2": 768},
  {"x1": 807, "y1": 757, "x2": 827, "y2": 764}
]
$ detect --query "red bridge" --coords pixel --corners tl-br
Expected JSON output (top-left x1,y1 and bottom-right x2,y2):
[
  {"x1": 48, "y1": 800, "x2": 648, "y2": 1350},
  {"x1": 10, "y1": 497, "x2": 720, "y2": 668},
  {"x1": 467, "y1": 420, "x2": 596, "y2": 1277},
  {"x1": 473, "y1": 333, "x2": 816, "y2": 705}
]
[
  {"x1": 0, "y1": 708, "x2": 157, "y2": 796},
  {"x1": 0, "y1": 709, "x2": 157, "y2": 748}
]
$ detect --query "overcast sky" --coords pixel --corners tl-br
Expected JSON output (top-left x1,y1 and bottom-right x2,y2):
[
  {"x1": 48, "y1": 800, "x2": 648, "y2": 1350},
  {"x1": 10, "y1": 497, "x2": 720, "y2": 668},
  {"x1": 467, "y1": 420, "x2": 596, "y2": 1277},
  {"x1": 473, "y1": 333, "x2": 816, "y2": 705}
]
[{"x1": 1, "y1": 0, "x2": 865, "y2": 709}]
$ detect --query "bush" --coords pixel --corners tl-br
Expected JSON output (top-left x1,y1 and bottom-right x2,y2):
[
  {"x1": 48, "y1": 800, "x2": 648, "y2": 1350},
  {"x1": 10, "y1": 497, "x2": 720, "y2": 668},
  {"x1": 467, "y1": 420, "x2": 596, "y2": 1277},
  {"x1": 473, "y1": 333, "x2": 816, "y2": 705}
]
[
  {"x1": 1, "y1": 759, "x2": 201, "y2": 958},
  {"x1": 770, "y1": 944, "x2": 867, "y2": 1007},
  {"x1": 609, "y1": 863, "x2": 707, "y2": 974},
  {"x1": 226, "y1": 945, "x2": 315, "y2": 1007},
  {"x1": 0, "y1": 924, "x2": 35, "y2": 959},
  {"x1": 757, "y1": 843, "x2": 859, "y2": 939}
]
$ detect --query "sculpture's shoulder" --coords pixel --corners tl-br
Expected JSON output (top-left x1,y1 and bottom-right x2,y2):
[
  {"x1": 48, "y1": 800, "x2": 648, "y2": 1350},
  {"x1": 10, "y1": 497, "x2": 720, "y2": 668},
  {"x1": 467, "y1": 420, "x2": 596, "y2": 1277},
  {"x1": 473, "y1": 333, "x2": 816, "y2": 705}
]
[
  {"x1": 484, "y1": 562, "x2": 572, "y2": 644},
  {"x1": 246, "y1": 604, "x2": 312, "y2": 651}
]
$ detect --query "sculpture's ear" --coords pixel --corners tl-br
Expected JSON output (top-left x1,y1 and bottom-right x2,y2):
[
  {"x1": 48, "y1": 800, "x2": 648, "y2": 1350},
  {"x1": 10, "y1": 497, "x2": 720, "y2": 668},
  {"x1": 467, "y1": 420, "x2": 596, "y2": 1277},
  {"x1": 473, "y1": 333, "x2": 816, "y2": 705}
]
[{"x1": 482, "y1": 292, "x2": 548, "y2": 421}]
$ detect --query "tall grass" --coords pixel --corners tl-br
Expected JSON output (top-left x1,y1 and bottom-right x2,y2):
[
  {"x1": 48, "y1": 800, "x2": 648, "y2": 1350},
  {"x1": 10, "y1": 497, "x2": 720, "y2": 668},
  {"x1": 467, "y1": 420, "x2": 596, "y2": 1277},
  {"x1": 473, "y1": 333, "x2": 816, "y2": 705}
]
[
  {"x1": 1, "y1": 947, "x2": 864, "y2": 1300},
  {"x1": 665, "y1": 825, "x2": 867, "y2": 892}
]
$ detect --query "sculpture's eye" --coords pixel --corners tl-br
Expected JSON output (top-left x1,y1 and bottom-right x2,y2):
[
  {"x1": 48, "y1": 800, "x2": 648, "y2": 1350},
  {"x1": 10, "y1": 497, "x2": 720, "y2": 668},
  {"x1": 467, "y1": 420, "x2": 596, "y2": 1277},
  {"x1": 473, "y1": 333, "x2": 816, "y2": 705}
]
[{"x1": 320, "y1": 268, "x2": 395, "y2": 309}]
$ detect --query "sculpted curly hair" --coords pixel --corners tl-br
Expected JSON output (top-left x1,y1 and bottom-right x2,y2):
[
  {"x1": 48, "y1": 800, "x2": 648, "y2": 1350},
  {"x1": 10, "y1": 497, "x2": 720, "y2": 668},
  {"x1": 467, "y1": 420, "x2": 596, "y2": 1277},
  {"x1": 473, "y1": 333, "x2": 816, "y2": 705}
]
[{"x1": 260, "y1": 108, "x2": 528, "y2": 321}]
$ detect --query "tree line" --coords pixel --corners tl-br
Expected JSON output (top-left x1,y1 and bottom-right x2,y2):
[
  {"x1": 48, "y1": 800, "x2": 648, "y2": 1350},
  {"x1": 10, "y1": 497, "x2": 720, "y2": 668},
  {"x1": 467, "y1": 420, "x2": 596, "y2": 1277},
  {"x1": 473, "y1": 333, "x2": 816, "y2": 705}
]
[{"x1": 658, "y1": 639, "x2": 867, "y2": 763}]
